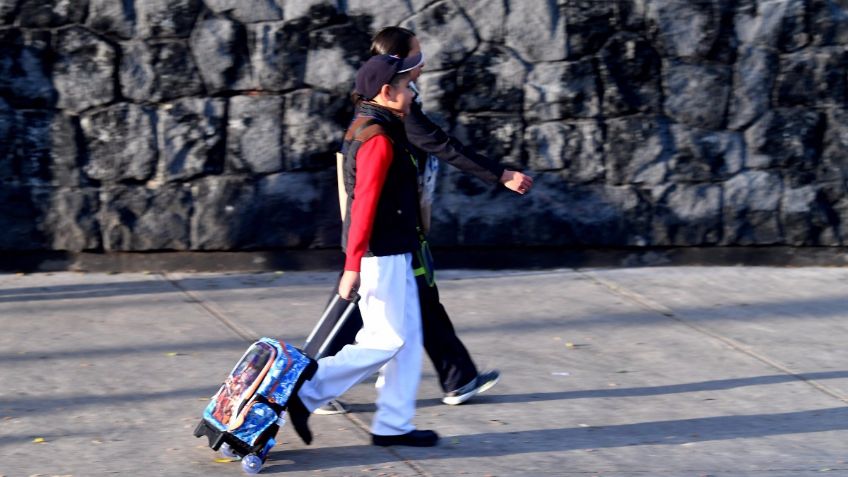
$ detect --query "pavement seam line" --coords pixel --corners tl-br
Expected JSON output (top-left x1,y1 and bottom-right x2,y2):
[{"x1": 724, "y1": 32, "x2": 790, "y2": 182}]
[
  {"x1": 340, "y1": 409, "x2": 434, "y2": 477},
  {"x1": 159, "y1": 272, "x2": 259, "y2": 342},
  {"x1": 581, "y1": 270, "x2": 848, "y2": 405},
  {"x1": 158, "y1": 273, "x2": 431, "y2": 476}
]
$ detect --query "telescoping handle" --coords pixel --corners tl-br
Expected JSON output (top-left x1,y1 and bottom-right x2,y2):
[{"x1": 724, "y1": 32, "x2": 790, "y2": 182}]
[{"x1": 303, "y1": 291, "x2": 361, "y2": 360}]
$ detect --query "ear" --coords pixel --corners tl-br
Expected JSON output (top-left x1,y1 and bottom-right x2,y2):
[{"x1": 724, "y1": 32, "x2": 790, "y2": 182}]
[{"x1": 377, "y1": 83, "x2": 394, "y2": 101}]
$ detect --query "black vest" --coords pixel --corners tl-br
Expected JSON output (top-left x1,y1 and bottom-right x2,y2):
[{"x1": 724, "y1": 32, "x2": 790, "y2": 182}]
[{"x1": 340, "y1": 102, "x2": 419, "y2": 257}]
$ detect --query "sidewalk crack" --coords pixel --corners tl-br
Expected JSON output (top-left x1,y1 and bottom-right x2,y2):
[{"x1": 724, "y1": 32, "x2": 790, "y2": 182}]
[{"x1": 158, "y1": 272, "x2": 259, "y2": 342}]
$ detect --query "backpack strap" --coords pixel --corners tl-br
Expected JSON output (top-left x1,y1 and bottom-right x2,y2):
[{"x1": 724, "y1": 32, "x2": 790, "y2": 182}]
[{"x1": 345, "y1": 117, "x2": 391, "y2": 145}]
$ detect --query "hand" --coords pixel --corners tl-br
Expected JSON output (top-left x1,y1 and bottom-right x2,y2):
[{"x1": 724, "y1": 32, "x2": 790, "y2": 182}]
[
  {"x1": 338, "y1": 270, "x2": 360, "y2": 300},
  {"x1": 500, "y1": 170, "x2": 534, "y2": 195}
]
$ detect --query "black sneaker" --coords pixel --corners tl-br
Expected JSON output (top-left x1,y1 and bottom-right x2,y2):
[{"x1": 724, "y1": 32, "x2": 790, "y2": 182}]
[
  {"x1": 372, "y1": 429, "x2": 439, "y2": 447},
  {"x1": 287, "y1": 394, "x2": 312, "y2": 445},
  {"x1": 313, "y1": 399, "x2": 348, "y2": 415},
  {"x1": 442, "y1": 370, "x2": 500, "y2": 406}
]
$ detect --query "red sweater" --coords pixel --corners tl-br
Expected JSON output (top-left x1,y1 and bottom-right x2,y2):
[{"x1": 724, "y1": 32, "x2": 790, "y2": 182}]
[{"x1": 344, "y1": 134, "x2": 394, "y2": 272}]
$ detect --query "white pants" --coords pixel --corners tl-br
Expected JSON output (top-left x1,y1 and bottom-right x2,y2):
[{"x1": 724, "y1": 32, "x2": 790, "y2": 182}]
[{"x1": 297, "y1": 253, "x2": 423, "y2": 436}]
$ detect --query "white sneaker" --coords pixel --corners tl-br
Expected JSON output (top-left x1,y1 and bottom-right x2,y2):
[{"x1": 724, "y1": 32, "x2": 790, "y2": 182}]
[
  {"x1": 442, "y1": 370, "x2": 500, "y2": 406},
  {"x1": 313, "y1": 399, "x2": 348, "y2": 415}
]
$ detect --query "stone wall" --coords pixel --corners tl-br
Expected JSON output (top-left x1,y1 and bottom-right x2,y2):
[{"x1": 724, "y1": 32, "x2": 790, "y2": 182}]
[{"x1": 1, "y1": 0, "x2": 848, "y2": 254}]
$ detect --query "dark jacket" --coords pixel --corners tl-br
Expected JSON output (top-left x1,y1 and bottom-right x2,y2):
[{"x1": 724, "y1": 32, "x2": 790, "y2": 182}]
[
  {"x1": 405, "y1": 84, "x2": 505, "y2": 184},
  {"x1": 340, "y1": 102, "x2": 419, "y2": 258}
]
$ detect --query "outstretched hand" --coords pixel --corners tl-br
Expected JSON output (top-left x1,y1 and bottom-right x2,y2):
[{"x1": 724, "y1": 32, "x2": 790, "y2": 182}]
[{"x1": 501, "y1": 170, "x2": 534, "y2": 195}]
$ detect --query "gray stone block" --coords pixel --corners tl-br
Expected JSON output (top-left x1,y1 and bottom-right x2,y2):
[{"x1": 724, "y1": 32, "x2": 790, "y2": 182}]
[
  {"x1": 505, "y1": 0, "x2": 567, "y2": 63},
  {"x1": 781, "y1": 183, "x2": 842, "y2": 246},
  {"x1": 525, "y1": 58, "x2": 600, "y2": 121},
  {"x1": 524, "y1": 120, "x2": 604, "y2": 184},
  {"x1": 281, "y1": 89, "x2": 348, "y2": 171},
  {"x1": 100, "y1": 184, "x2": 192, "y2": 251},
  {"x1": 190, "y1": 14, "x2": 253, "y2": 94},
  {"x1": 2, "y1": 109, "x2": 82, "y2": 187},
  {"x1": 250, "y1": 170, "x2": 339, "y2": 248},
  {"x1": 454, "y1": 43, "x2": 527, "y2": 113},
  {"x1": 136, "y1": 0, "x2": 201, "y2": 38},
  {"x1": 452, "y1": 113, "x2": 524, "y2": 167},
  {"x1": 39, "y1": 187, "x2": 101, "y2": 251},
  {"x1": 87, "y1": 0, "x2": 135, "y2": 39},
  {"x1": 53, "y1": 26, "x2": 117, "y2": 113},
  {"x1": 745, "y1": 108, "x2": 824, "y2": 170},
  {"x1": 605, "y1": 115, "x2": 671, "y2": 185},
  {"x1": 0, "y1": 185, "x2": 44, "y2": 250},
  {"x1": 415, "y1": 70, "x2": 456, "y2": 131},
  {"x1": 651, "y1": 183, "x2": 722, "y2": 246},
  {"x1": 0, "y1": 0, "x2": 17, "y2": 25},
  {"x1": 81, "y1": 103, "x2": 158, "y2": 183},
  {"x1": 402, "y1": 1, "x2": 479, "y2": 70},
  {"x1": 190, "y1": 176, "x2": 257, "y2": 250},
  {"x1": 18, "y1": 0, "x2": 87, "y2": 27},
  {"x1": 663, "y1": 60, "x2": 731, "y2": 130},
  {"x1": 456, "y1": 0, "x2": 506, "y2": 42},
  {"x1": 0, "y1": 29, "x2": 56, "y2": 108},
  {"x1": 120, "y1": 40, "x2": 204, "y2": 103},
  {"x1": 564, "y1": 0, "x2": 615, "y2": 59},
  {"x1": 822, "y1": 107, "x2": 848, "y2": 164},
  {"x1": 0, "y1": 98, "x2": 13, "y2": 181},
  {"x1": 203, "y1": 0, "x2": 283, "y2": 23},
  {"x1": 227, "y1": 95, "x2": 285, "y2": 174},
  {"x1": 811, "y1": 0, "x2": 848, "y2": 46},
  {"x1": 668, "y1": 124, "x2": 744, "y2": 183},
  {"x1": 283, "y1": 0, "x2": 339, "y2": 23},
  {"x1": 46, "y1": 112, "x2": 83, "y2": 187},
  {"x1": 727, "y1": 46, "x2": 778, "y2": 130},
  {"x1": 433, "y1": 171, "x2": 649, "y2": 246},
  {"x1": 775, "y1": 47, "x2": 848, "y2": 108},
  {"x1": 613, "y1": 0, "x2": 648, "y2": 31},
  {"x1": 250, "y1": 22, "x2": 308, "y2": 92},
  {"x1": 833, "y1": 198, "x2": 848, "y2": 245},
  {"x1": 344, "y1": 0, "x2": 411, "y2": 30},
  {"x1": 4, "y1": 109, "x2": 54, "y2": 184},
  {"x1": 820, "y1": 107, "x2": 848, "y2": 184},
  {"x1": 646, "y1": 0, "x2": 724, "y2": 59},
  {"x1": 304, "y1": 24, "x2": 371, "y2": 94},
  {"x1": 157, "y1": 98, "x2": 226, "y2": 182},
  {"x1": 722, "y1": 170, "x2": 783, "y2": 245},
  {"x1": 598, "y1": 32, "x2": 662, "y2": 117},
  {"x1": 734, "y1": 0, "x2": 809, "y2": 52}
]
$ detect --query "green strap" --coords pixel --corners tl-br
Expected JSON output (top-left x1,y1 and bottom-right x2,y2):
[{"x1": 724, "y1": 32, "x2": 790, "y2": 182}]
[{"x1": 413, "y1": 266, "x2": 427, "y2": 277}]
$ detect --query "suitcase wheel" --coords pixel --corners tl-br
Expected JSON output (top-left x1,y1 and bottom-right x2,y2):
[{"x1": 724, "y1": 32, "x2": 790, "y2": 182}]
[
  {"x1": 219, "y1": 443, "x2": 237, "y2": 459},
  {"x1": 241, "y1": 454, "x2": 262, "y2": 474},
  {"x1": 240, "y1": 437, "x2": 275, "y2": 474}
]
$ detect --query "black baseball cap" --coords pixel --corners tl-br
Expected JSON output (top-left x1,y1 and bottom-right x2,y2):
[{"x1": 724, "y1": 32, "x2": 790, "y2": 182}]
[{"x1": 354, "y1": 52, "x2": 424, "y2": 100}]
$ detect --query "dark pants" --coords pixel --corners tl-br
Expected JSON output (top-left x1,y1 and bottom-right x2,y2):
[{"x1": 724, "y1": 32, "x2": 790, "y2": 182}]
[{"x1": 319, "y1": 272, "x2": 478, "y2": 393}]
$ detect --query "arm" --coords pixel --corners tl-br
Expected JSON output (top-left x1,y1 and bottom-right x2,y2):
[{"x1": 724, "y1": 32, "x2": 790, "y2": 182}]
[
  {"x1": 339, "y1": 135, "x2": 394, "y2": 299},
  {"x1": 405, "y1": 101, "x2": 534, "y2": 194},
  {"x1": 405, "y1": 101, "x2": 505, "y2": 184}
]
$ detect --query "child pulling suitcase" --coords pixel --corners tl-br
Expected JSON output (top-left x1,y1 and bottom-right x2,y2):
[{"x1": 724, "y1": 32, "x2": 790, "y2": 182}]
[{"x1": 194, "y1": 294, "x2": 360, "y2": 474}]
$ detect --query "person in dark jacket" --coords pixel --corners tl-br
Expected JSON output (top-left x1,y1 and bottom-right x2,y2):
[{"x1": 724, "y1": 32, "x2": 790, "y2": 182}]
[{"x1": 315, "y1": 27, "x2": 534, "y2": 415}]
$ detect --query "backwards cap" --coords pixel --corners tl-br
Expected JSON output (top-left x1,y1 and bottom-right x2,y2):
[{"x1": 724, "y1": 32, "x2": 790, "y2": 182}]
[{"x1": 354, "y1": 52, "x2": 424, "y2": 100}]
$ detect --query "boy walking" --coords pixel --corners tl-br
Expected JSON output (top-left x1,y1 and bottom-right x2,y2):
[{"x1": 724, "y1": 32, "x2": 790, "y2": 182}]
[{"x1": 289, "y1": 53, "x2": 438, "y2": 447}]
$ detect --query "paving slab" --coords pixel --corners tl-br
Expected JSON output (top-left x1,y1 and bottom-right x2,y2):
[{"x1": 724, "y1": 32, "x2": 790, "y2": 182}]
[{"x1": 1, "y1": 267, "x2": 847, "y2": 477}]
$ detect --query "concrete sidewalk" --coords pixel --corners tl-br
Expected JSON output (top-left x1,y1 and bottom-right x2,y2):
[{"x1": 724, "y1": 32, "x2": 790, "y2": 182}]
[{"x1": 1, "y1": 267, "x2": 847, "y2": 476}]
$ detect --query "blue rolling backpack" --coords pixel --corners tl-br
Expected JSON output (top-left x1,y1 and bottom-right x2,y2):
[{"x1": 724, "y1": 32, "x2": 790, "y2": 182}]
[{"x1": 194, "y1": 338, "x2": 317, "y2": 474}]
